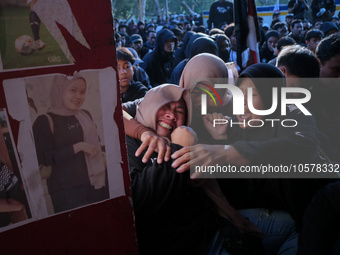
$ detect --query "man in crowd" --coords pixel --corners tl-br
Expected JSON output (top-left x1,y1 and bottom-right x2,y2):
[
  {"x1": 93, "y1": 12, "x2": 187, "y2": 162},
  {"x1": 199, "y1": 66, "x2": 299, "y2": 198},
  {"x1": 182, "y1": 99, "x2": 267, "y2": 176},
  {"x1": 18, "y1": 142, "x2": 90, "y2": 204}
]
[
  {"x1": 305, "y1": 29, "x2": 324, "y2": 54},
  {"x1": 288, "y1": 19, "x2": 306, "y2": 46},
  {"x1": 311, "y1": 0, "x2": 336, "y2": 21},
  {"x1": 288, "y1": 0, "x2": 309, "y2": 20},
  {"x1": 144, "y1": 30, "x2": 156, "y2": 50},
  {"x1": 130, "y1": 34, "x2": 151, "y2": 59},
  {"x1": 276, "y1": 45, "x2": 320, "y2": 96},
  {"x1": 208, "y1": 0, "x2": 233, "y2": 29},
  {"x1": 140, "y1": 28, "x2": 177, "y2": 87},
  {"x1": 285, "y1": 13, "x2": 294, "y2": 32}
]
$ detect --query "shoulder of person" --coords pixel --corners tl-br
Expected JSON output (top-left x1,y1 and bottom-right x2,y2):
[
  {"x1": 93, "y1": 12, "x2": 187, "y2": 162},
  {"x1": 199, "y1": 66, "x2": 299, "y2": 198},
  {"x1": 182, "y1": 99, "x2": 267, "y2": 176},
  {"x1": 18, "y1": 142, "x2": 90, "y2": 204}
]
[{"x1": 130, "y1": 80, "x2": 147, "y2": 89}]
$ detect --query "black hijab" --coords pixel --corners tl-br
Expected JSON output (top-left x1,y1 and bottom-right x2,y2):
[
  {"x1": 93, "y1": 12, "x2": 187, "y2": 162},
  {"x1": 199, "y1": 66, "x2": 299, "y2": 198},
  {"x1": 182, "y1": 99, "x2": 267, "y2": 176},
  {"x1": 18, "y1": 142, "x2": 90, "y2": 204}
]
[{"x1": 237, "y1": 63, "x2": 285, "y2": 117}]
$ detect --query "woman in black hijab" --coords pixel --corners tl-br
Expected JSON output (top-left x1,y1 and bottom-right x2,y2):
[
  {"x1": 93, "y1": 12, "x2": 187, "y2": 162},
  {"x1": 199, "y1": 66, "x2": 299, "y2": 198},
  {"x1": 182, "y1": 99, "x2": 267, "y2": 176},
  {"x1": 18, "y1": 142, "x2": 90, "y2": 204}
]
[{"x1": 172, "y1": 63, "x2": 323, "y2": 255}]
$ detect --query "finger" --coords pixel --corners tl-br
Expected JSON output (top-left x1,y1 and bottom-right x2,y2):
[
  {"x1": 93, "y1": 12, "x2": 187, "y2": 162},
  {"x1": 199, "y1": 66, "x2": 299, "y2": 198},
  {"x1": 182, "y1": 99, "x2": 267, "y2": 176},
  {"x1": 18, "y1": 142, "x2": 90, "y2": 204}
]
[
  {"x1": 142, "y1": 142, "x2": 157, "y2": 163},
  {"x1": 176, "y1": 161, "x2": 191, "y2": 173},
  {"x1": 157, "y1": 143, "x2": 166, "y2": 164},
  {"x1": 172, "y1": 151, "x2": 191, "y2": 169},
  {"x1": 164, "y1": 144, "x2": 171, "y2": 162},
  {"x1": 207, "y1": 113, "x2": 214, "y2": 123},
  {"x1": 190, "y1": 171, "x2": 202, "y2": 179},
  {"x1": 135, "y1": 141, "x2": 149, "y2": 157},
  {"x1": 171, "y1": 146, "x2": 190, "y2": 160}
]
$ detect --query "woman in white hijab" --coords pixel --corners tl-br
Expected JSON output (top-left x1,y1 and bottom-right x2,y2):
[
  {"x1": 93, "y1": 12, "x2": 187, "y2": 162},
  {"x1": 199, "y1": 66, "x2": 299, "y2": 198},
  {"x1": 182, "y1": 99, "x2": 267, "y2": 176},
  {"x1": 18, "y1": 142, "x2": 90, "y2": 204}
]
[{"x1": 33, "y1": 74, "x2": 108, "y2": 213}]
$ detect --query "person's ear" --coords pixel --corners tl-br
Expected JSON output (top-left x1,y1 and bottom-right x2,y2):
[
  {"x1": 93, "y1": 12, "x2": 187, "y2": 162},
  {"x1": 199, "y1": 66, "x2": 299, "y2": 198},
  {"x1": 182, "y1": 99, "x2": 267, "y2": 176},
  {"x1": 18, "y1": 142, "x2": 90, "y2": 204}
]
[
  {"x1": 132, "y1": 65, "x2": 136, "y2": 75},
  {"x1": 278, "y1": 66, "x2": 287, "y2": 76}
]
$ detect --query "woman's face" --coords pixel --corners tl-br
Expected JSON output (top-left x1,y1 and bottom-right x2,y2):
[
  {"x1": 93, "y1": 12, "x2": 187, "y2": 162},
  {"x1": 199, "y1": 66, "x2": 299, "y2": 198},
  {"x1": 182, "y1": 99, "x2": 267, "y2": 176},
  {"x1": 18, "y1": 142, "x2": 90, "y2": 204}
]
[
  {"x1": 63, "y1": 78, "x2": 86, "y2": 111},
  {"x1": 267, "y1": 36, "x2": 278, "y2": 52},
  {"x1": 155, "y1": 98, "x2": 187, "y2": 138},
  {"x1": 236, "y1": 78, "x2": 264, "y2": 129}
]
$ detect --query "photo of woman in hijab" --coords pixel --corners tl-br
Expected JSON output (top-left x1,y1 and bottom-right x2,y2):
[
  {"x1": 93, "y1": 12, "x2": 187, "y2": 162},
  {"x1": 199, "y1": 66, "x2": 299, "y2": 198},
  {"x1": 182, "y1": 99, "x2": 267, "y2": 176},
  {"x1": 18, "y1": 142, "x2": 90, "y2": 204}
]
[{"x1": 32, "y1": 73, "x2": 108, "y2": 214}]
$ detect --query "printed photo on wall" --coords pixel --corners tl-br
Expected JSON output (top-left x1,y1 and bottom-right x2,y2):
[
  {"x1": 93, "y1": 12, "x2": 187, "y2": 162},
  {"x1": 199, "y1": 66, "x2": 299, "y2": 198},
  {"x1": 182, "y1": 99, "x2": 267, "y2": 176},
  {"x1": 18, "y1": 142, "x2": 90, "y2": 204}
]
[
  {"x1": 0, "y1": 0, "x2": 90, "y2": 71},
  {"x1": 3, "y1": 67, "x2": 125, "y2": 220},
  {"x1": 0, "y1": 108, "x2": 32, "y2": 233}
]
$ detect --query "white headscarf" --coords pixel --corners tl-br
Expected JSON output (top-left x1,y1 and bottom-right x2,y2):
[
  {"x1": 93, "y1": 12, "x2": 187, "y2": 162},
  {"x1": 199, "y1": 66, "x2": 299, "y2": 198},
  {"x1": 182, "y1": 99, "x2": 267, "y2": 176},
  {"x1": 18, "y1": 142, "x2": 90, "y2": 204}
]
[{"x1": 49, "y1": 73, "x2": 106, "y2": 189}]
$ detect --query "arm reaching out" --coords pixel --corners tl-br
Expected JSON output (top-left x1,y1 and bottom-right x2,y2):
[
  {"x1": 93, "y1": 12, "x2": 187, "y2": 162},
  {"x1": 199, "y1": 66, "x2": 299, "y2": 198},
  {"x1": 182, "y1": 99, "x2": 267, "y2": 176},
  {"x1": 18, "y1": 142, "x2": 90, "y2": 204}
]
[
  {"x1": 123, "y1": 110, "x2": 171, "y2": 164},
  {"x1": 171, "y1": 144, "x2": 250, "y2": 178}
]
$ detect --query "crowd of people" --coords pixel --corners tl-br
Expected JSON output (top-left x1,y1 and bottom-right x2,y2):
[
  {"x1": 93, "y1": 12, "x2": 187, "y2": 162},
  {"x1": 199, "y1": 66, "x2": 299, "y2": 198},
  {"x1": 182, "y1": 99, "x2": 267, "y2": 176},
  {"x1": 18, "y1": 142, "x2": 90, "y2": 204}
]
[{"x1": 113, "y1": 0, "x2": 340, "y2": 254}]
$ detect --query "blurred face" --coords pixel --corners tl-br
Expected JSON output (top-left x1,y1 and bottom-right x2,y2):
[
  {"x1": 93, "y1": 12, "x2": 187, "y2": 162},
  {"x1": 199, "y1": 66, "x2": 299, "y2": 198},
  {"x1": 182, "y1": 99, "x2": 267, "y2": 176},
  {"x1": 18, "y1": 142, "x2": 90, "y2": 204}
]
[
  {"x1": 164, "y1": 39, "x2": 175, "y2": 53},
  {"x1": 273, "y1": 14, "x2": 280, "y2": 21},
  {"x1": 307, "y1": 37, "x2": 322, "y2": 53},
  {"x1": 220, "y1": 39, "x2": 230, "y2": 51},
  {"x1": 292, "y1": 22, "x2": 303, "y2": 36},
  {"x1": 314, "y1": 21, "x2": 322, "y2": 30},
  {"x1": 132, "y1": 40, "x2": 143, "y2": 53},
  {"x1": 267, "y1": 36, "x2": 279, "y2": 52},
  {"x1": 147, "y1": 32, "x2": 156, "y2": 45},
  {"x1": 278, "y1": 25, "x2": 288, "y2": 38},
  {"x1": 320, "y1": 54, "x2": 340, "y2": 81},
  {"x1": 63, "y1": 78, "x2": 86, "y2": 111},
  {"x1": 236, "y1": 78, "x2": 264, "y2": 129},
  {"x1": 121, "y1": 36, "x2": 126, "y2": 46},
  {"x1": 156, "y1": 99, "x2": 187, "y2": 138},
  {"x1": 116, "y1": 38, "x2": 122, "y2": 48},
  {"x1": 118, "y1": 59, "x2": 134, "y2": 92},
  {"x1": 258, "y1": 19, "x2": 263, "y2": 28},
  {"x1": 230, "y1": 30, "x2": 237, "y2": 50},
  {"x1": 303, "y1": 22, "x2": 311, "y2": 31},
  {"x1": 286, "y1": 17, "x2": 293, "y2": 26}
]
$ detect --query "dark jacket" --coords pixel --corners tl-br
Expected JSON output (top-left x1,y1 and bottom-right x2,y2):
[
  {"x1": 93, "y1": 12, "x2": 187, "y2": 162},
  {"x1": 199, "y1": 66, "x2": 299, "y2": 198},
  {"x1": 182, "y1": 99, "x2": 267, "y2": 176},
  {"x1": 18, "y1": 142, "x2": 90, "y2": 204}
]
[
  {"x1": 133, "y1": 66, "x2": 151, "y2": 89},
  {"x1": 288, "y1": 32, "x2": 306, "y2": 46},
  {"x1": 217, "y1": 63, "x2": 323, "y2": 231},
  {"x1": 126, "y1": 136, "x2": 216, "y2": 255},
  {"x1": 208, "y1": 0, "x2": 234, "y2": 29},
  {"x1": 218, "y1": 105, "x2": 324, "y2": 230},
  {"x1": 121, "y1": 81, "x2": 147, "y2": 103},
  {"x1": 311, "y1": 0, "x2": 336, "y2": 20},
  {"x1": 288, "y1": 0, "x2": 308, "y2": 19},
  {"x1": 174, "y1": 31, "x2": 195, "y2": 65},
  {"x1": 259, "y1": 42, "x2": 275, "y2": 63},
  {"x1": 140, "y1": 29, "x2": 177, "y2": 87},
  {"x1": 298, "y1": 181, "x2": 340, "y2": 255}
]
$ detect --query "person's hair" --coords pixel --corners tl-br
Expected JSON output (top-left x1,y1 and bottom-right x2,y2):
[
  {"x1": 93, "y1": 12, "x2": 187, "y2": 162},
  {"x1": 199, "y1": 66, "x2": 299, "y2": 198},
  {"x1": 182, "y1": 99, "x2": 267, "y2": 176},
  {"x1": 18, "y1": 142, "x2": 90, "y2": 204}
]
[
  {"x1": 313, "y1": 19, "x2": 322, "y2": 27},
  {"x1": 224, "y1": 23, "x2": 235, "y2": 38},
  {"x1": 171, "y1": 27, "x2": 183, "y2": 36},
  {"x1": 194, "y1": 25, "x2": 206, "y2": 33},
  {"x1": 277, "y1": 45, "x2": 320, "y2": 77},
  {"x1": 270, "y1": 19, "x2": 281, "y2": 29},
  {"x1": 305, "y1": 29, "x2": 324, "y2": 41},
  {"x1": 277, "y1": 37, "x2": 296, "y2": 51},
  {"x1": 273, "y1": 22, "x2": 287, "y2": 31},
  {"x1": 316, "y1": 33, "x2": 340, "y2": 65},
  {"x1": 291, "y1": 19, "x2": 302, "y2": 29},
  {"x1": 265, "y1": 30, "x2": 280, "y2": 41},
  {"x1": 209, "y1": 28, "x2": 224, "y2": 36},
  {"x1": 116, "y1": 47, "x2": 135, "y2": 64}
]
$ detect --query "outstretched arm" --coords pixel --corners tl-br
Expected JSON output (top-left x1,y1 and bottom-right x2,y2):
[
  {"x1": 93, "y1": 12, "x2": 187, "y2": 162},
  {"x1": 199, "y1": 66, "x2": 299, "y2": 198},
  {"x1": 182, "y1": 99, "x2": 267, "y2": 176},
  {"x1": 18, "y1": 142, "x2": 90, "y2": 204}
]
[{"x1": 123, "y1": 110, "x2": 171, "y2": 164}]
